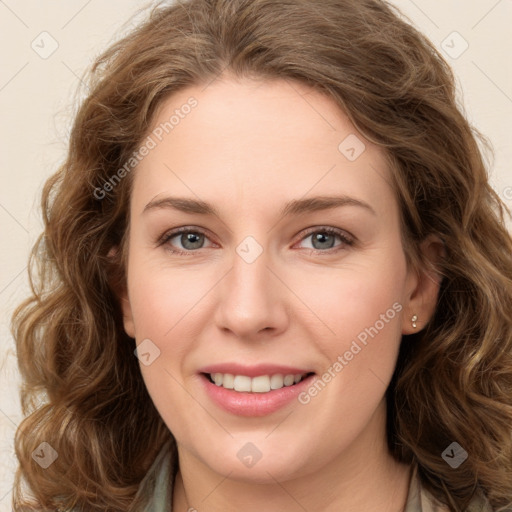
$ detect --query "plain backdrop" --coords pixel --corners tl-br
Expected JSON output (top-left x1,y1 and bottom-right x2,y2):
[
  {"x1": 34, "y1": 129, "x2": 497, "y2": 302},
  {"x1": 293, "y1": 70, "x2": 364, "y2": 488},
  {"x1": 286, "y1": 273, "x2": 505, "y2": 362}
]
[{"x1": 0, "y1": 0, "x2": 511, "y2": 509}]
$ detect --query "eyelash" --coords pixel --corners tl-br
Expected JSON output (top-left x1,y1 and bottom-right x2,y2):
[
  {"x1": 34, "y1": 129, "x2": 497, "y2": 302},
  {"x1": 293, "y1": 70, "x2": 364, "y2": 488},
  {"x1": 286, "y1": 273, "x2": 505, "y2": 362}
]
[{"x1": 158, "y1": 226, "x2": 355, "y2": 256}]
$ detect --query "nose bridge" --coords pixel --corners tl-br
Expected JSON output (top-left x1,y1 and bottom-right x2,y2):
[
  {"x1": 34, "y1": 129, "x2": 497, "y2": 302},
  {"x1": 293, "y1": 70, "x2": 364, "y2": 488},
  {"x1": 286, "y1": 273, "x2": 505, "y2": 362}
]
[
  {"x1": 229, "y1": 237, "x2": 273, "y2": 310},
  {"x1": 214, "y1": 234, "x2": 287, "y2": 336},
  {"x1": 233, "y1": 240, "x2": 268, "y2": 295}
]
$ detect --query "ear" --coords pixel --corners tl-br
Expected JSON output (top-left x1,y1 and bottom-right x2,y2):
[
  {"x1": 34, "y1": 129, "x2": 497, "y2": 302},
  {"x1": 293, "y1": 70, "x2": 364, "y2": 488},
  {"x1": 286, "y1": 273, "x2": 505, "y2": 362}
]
[
  {"x1": 401, "y1": 234, "x2": 446, "y2": 335},
  {"x1": 107, "y1": 246, "x2": 136, "y2": 339}
]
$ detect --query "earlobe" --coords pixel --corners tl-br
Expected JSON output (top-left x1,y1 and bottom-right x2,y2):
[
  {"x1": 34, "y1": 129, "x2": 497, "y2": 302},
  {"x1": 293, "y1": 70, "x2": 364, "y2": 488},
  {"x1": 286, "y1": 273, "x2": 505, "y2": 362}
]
[
  {"x1": 120, "y1": 295, "x2": 136, "y2": 339},
  {"x1": 402, "y1": 235, "x2": 446, "y2": 335},
  {"x1": 107, "y1": 246, "x2": 136, "y2": 339}
]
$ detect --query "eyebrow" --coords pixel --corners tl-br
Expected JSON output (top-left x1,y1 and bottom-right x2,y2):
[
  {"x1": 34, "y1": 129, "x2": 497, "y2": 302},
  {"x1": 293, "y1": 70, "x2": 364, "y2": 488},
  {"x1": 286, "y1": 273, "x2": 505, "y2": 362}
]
[{"x1": 142, "y1": 195, "x2": 376, "y2": 218}]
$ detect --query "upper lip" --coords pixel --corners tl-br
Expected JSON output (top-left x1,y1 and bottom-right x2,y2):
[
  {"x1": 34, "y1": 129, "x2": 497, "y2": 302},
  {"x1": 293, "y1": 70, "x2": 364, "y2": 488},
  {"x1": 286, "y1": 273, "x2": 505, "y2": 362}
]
[{"x1": 198, "y1": 363, "x2": 314, "y2": 378}]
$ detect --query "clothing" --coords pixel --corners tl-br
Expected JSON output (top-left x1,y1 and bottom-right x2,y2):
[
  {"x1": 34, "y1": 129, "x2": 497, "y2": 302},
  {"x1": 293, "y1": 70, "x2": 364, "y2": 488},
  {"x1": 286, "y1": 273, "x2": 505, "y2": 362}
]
[{"x1": 134, "y1": 440, "x2": 493, "y2": 511}]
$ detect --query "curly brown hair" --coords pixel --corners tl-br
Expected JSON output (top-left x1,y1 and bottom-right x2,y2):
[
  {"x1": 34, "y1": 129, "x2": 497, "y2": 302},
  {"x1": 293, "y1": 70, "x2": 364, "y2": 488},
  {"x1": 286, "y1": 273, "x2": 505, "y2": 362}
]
[{"x1": 11, "y1": 0, "x2": 512, "y2": 510}]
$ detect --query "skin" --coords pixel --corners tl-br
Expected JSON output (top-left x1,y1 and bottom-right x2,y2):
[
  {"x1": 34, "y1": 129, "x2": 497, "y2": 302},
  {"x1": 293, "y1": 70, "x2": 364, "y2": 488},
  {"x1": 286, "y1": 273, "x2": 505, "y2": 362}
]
[{"x1": 118, "y1": 75, "x2": 444, "y2": 512}]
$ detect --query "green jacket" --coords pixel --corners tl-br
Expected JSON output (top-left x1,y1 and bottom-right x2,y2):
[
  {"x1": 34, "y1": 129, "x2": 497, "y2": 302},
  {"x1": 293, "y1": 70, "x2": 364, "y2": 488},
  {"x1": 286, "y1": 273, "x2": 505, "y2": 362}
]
[{"x1": 131, "y1": 441, "x2": 493, "y2": 511}]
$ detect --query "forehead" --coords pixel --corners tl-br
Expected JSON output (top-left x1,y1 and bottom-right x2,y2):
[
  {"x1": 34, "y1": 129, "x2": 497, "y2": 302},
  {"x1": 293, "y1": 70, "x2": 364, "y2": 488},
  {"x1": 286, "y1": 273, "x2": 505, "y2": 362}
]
[{"x1": 131, "y1": 77, "x2": 395, "y2": 219}]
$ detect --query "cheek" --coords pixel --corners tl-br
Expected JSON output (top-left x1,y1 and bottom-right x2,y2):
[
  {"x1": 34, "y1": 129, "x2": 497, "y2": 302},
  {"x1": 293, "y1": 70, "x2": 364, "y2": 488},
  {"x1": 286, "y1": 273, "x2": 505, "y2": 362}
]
[
  {"x1": 287, "y1": 264, "x2": 406, "y2": 455},
  {"x1": 126, "y1": 261, "x2": 210, "y2": 438},
  {"x1": 128, "y1": 257, "x2": 212, "y2": 341},
  {"x1": 292, "y1": 249, "x2": 406, "y2": 345},
  {"x1": 290, "y1": 247, "x2": 407, "y2": 395}
]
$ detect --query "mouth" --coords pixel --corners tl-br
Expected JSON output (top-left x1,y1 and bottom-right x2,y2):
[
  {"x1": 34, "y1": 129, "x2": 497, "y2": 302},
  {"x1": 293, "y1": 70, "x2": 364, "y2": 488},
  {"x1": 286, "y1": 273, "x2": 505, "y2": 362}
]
[
  {"x1": 198, "y1": 368, "x2": 317, "y2": 417},
  {"x1": 202, "y1": 371, "x2": 315, "y2": 393}
]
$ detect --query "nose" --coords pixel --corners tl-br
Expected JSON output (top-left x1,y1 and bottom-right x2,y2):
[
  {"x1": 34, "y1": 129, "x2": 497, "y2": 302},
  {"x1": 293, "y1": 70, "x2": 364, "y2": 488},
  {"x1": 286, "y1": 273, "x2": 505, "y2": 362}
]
[{"x1": 213, "y1": 243, "x2": 290, "y2": 340}]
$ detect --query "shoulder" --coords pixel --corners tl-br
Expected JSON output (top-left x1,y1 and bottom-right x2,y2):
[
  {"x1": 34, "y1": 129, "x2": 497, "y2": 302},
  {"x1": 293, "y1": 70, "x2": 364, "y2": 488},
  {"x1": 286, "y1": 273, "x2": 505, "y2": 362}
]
[
  {"x1": 129, "y1": 439, "x2": 177, "y2": 512},
  {"x1": 405, "y1": 462, "x2": 494, "y2": 512}
]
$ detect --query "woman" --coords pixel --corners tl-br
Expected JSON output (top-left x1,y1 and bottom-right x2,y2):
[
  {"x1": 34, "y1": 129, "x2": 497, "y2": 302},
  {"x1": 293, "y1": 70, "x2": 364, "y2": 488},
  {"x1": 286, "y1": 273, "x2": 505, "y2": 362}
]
[{"x1": 12, "y1": 0, "x2": 512, "y2": 510}]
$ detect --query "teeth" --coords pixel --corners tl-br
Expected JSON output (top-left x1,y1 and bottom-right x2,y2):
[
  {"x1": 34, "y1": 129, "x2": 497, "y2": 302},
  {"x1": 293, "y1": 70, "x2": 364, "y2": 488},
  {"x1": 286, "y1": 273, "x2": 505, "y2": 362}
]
[
  {"x1": 210, "y1": 372, "x2": 309, "y2": 393},
  {"x1": 270, "y1": 374, "x2": 284, "y2": 390},
  {"x1": 233, "y1": 375, "x2": 251, "y2": 392},
  {"x1": 283, "y1": 374, "x2": 295, "y2": 386},
  {"x1": 222, "y1": 373, "x2": 234, "y2": 389},
  {"x1": 251, "y1": 375, "x2": 270, "y2": 393}
]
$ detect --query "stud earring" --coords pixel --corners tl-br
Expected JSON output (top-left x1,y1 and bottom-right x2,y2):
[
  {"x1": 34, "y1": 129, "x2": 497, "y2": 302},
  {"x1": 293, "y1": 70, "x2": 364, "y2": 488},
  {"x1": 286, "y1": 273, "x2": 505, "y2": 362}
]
[{"x1": 411, "y1": 315, "x2": 418, "y2": 328}]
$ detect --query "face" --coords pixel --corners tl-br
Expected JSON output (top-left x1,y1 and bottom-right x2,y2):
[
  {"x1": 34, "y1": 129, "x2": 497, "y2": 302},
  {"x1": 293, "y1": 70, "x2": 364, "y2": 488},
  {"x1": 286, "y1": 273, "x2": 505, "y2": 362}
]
[{"x1": 119, "y1": 76, "x2": 439, "y2": 483}]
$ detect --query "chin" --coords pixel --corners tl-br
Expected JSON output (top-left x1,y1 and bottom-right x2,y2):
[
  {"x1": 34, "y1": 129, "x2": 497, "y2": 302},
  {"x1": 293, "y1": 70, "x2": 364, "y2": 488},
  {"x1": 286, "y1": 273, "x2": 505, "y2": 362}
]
[{"x1": 190, "y1": 439, "x2": 318, "y2": 484}]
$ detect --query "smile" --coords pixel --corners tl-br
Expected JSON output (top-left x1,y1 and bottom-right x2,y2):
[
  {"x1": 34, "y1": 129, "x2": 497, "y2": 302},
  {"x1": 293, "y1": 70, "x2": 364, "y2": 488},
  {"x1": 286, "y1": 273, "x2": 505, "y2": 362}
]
[
  {"x1": 206, "y1": 372, "x2": 313, "y2": 392},
  {"x1": 198, "y1": 366, "x2": 317, "y2": 416}
]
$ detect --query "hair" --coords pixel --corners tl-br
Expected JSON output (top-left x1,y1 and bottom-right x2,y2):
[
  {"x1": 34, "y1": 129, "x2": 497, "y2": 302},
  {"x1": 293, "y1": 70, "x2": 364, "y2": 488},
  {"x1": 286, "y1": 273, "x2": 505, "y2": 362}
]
[{"x1": 11, "y1": 0, "x2": 512, "y2": 510}]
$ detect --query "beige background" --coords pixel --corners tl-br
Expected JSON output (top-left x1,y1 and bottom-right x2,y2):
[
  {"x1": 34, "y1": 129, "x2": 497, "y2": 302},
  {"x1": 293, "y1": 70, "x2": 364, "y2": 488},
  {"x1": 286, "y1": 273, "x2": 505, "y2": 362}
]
[{"x1": 0, "y1": 0, "x2": 511, "y2": 509}]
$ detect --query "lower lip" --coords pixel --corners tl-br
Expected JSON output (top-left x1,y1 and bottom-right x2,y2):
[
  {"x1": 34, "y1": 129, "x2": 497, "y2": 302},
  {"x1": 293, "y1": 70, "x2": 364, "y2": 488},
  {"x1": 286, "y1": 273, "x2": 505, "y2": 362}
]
[{"x1": 200, "y1": 373, "x2": 316, "y2": 417}]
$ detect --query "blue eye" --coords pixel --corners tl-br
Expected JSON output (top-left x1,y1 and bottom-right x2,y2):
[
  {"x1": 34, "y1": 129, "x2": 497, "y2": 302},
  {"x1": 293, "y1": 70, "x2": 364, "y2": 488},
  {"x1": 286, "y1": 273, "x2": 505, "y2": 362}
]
[
  {"x1": 173, "y1": 231, "x2": 204, "y2": 250},
  {"x1": 298, "y1": 227, "x2": 354, "y2": 252},
  {"x1": 159, "y1": 226, "x2": 354, "y2": 256},
  {"x1": 161, "y1": 228, "x2": 213, "y2": 254}
]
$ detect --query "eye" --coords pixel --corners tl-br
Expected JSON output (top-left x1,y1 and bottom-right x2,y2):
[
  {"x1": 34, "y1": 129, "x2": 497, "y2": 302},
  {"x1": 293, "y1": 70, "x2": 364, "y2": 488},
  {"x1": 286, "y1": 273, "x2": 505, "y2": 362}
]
[
  {"x1": 160, "y1": 227, "x2": 214, "y2": 255},
  {"x1": 296, "y1": 227, "x2": 354, "y2": 253},
  {"x1": 159, "y1": 226, "x2": 355, "y2": 255}
]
